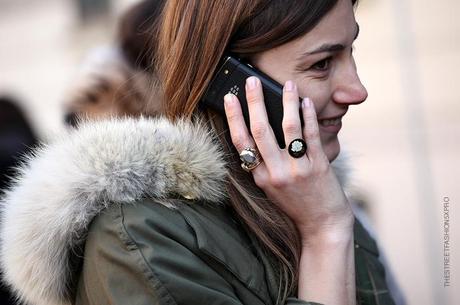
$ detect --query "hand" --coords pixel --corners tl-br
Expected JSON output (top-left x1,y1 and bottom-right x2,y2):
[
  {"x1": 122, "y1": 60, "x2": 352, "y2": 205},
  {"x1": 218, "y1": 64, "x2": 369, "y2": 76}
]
[{"x1": 223, "y1": 76, "x2": 354, "y2": 243}]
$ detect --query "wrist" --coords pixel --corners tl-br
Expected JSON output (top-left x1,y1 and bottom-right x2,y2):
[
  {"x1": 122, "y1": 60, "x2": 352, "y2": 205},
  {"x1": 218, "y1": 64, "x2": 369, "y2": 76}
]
[
  {"x1": 298, "y1": 217, "x2": 355, "y2": 249},
  {"x1": 297, "y1": 228, "x2": 356, "y2": 305}
]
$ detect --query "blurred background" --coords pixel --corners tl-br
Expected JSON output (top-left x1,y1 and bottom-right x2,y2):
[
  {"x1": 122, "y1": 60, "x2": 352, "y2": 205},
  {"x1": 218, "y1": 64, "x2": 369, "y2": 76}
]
[{"x1": 0, "y1": 0, "x2": 458, "y2": 304}]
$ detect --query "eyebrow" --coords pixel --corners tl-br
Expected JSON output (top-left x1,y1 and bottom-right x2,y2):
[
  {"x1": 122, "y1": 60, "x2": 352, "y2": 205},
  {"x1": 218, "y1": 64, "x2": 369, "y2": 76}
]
[{"x1": 301, "y1": 23, "x2": 360, "y2": 56}]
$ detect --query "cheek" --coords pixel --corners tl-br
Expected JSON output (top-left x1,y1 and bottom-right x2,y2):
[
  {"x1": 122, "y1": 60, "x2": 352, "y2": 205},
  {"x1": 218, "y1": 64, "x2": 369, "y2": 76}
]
[
  {"x1": 296, "y1": 79, "x2": 332, "y2": 115},
  {"x1": 296, "y1": 79, "x2": 338, "y2": 149}
]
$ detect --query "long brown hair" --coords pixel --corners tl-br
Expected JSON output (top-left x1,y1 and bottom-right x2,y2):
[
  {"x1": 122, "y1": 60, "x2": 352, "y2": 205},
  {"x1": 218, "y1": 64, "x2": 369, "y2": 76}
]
[{"x1": 152, "y1": 0, "x2": 356, "y2": 302}]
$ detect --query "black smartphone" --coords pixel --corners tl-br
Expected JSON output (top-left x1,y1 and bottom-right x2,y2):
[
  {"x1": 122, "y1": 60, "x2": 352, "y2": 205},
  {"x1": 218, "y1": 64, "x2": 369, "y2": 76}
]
[{"x1": 200, "y1": 55, "x2": 304, "y2": 148}]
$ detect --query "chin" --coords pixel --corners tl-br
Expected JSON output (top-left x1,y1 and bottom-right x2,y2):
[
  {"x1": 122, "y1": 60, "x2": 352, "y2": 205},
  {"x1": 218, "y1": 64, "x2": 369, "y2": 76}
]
[{"x1": 323, "y1": 137, "x2": 341, "y2": 163}]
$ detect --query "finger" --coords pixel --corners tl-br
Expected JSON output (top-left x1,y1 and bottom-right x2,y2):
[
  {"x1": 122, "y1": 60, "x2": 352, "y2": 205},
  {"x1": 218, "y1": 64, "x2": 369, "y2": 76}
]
[
  {"x1": 245, "y1": 76, "x2": 279, "y2": 166},
  {"x1": 282, "y1": 80, "x2": 305, "y2": 159},
  {"x1": 223, "y1": 93, "x2": 256, "y2": 152},
  {"x1": 224, "y1": 93, "x2": 267, "y2": 175},
  {"x1": 301, "y1": 97, "x2": 324, "y2": 160}
]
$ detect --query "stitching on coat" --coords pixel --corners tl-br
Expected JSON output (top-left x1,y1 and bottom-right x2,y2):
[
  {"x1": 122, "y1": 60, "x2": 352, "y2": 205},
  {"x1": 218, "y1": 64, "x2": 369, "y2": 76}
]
[{"x1": 116, "y1": 204, "x2": 179, "y2": 305}]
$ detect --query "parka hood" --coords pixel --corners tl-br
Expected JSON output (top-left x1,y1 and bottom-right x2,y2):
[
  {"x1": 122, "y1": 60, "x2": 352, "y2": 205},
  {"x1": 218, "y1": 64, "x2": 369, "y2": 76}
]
[{"x1": 0, "y1": 117, "x2": 350, "y2": 305}]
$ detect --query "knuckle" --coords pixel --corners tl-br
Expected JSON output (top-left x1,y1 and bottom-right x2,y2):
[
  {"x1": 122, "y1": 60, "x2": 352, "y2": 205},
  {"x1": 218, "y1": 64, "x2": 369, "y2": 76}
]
[
  {"x1": 251, "y1": 122, "x2": 268, "y2": 140},
  {"x1": 292, "y1": 168, "x2": 309, "y2": 181},
  {"x1": 303, "y1": 114, "x2": 318, "y2": 129},
  {"x1": 225, "y1": 109, "x2": 240, "y2": 123},
  {"x1": 246, "y1": 93, "x2": 260, "y2": 105},
  {"x1": 254, "y1": 174, "x2": 268, "y2": 189},
  {"x1": 269, "y1": 173, "x2": 289, "y2": 189},
  {"x1": 283, "y1": 120, "x2": 300, "y2": 135},
  {"x1": 231, "y1": 134, "x2": 247, "y2": 151},
  {"x1": 303, "y1": 126, "x2": 320, "y2": 139}
]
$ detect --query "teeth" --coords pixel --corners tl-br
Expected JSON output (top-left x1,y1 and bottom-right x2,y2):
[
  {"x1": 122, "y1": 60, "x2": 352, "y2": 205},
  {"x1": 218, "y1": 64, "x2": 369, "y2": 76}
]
[{"x1": 319, "y1": 118, "x2": 341, "y2": 126}]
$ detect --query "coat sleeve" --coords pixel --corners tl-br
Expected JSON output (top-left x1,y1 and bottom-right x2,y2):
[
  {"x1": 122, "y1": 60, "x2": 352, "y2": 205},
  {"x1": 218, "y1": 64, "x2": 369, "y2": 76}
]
[
  {"x1": 75, "y1": 201, "x2": 325, "y2": 305},
  {"x1": 285, "y1": 299, "x2": 323, "y2": 305}
]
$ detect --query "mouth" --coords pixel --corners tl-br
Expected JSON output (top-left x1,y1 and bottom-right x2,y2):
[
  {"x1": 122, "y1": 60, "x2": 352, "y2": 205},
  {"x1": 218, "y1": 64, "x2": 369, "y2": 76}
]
[
  {"x1": 319, "y1": 117, "x2": 342, "y2": 126},
  {"x1": 318, "y1": 116, "x2": 344, "y2": 133}
]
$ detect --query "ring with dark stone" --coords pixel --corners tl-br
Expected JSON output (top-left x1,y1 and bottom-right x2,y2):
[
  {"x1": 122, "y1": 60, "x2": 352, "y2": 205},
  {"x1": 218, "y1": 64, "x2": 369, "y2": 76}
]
[{"x1": 288, "y1": 138, "x2": 307, "y2": 158}]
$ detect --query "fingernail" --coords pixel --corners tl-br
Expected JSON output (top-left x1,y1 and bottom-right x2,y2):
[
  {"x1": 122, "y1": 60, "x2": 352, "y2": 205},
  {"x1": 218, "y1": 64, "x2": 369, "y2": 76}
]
[
  {"x1": 302, "y1": 97, "x2": 311, "y2": 108},
  {"x1": 224, "y1": 93, "x2": 234, "y2": 105},
  {"x1": 246, "y1": 76, "x2": 258, "y2": 90},
  {"x1": 284, "y1": 80, "x2": 296, "y2": 92}
]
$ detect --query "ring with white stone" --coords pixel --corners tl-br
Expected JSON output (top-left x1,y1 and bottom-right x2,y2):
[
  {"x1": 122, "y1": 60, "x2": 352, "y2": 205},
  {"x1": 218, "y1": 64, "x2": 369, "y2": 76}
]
[
  {"x1": 239, "y1": 147, "x2": 262, "y2": 172},
  {"x1": 288, "y1": 138, "x2": 307, "y2": 158}
]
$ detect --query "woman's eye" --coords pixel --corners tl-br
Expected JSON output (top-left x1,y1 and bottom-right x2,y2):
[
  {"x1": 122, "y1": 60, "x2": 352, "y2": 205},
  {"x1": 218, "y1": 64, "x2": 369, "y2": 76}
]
[{"x1": 311, "y1": 57, "x2": 332, "y2": 71}]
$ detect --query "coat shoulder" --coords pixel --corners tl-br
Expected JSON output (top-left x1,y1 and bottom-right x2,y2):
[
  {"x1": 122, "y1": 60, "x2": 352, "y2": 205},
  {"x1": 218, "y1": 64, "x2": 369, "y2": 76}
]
[
  {"x1": 77, "y1": 198, "x2": 270, "y2": 305},
  {"x1": 76, "y1": 199, "x2": 193, "y2": 305}
]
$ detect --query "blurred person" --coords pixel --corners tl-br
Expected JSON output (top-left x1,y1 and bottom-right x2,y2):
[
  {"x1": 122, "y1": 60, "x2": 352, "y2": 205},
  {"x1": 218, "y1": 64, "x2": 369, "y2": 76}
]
[
  {"x1": 0, "y1": 1, "x2": 403, "y2": 305},
  {"x1": 62, "y1": 46, "x2": 152, "y2": 127},
  {"x1": 64, "y1": 0, "x2": 163, "y2": 127},
  {"x1": 117, "y1": 0, "x2": 163, "y2": 71},
  {"x1": 0, "y1": 95, "x2": 38, "y2": 305}
]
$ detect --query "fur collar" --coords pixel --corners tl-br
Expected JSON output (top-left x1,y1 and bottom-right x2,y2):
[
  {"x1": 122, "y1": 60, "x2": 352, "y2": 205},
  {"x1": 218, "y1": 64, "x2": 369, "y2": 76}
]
[{"x1": 0, "y1": 116, "x2": 350, "y2": 305}]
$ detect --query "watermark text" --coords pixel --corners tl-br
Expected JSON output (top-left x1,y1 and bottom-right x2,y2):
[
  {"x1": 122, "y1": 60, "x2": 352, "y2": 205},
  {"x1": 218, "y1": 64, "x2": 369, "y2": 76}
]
[{"x1": 443, "y1": 196, "x2": 451, "y2": 287}]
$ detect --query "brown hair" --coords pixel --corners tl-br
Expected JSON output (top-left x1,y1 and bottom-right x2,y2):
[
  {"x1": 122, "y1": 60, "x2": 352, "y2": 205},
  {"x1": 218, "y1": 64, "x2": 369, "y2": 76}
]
[{"x1": 153, "y1": 0, "x2": 357, "y2": 302}]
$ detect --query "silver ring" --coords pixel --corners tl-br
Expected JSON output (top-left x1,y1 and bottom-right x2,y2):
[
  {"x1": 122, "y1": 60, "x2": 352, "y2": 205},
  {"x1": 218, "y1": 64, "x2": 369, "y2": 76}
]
[{"x1": 239, "y1": 147, "x2": 262, "y2": 172}]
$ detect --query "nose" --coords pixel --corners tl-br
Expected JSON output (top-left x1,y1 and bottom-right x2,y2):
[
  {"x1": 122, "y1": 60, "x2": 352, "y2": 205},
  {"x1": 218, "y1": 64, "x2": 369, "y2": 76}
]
[{"x1": 332, "y1": 60, "x2": 368, "y2": 105}]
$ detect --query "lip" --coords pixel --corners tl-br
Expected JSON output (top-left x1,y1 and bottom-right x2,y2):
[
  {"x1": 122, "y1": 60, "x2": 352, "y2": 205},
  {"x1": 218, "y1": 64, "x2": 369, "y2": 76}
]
[
  {"x1": 317, "y1": 110, "x2": 347, "y2": 134},
  {"x1": 319, "y1": 119, "x2": 342, "y2": 133},
  {"x1": 317, "y1": 111, "x2": 347, "y2": 121}
]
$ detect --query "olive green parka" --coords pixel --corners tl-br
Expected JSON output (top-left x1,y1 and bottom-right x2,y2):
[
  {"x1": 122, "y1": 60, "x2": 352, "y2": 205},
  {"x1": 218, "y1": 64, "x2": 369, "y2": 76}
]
[{"x1": 0, "y1": 117, "x2": 397, "y2": 305}]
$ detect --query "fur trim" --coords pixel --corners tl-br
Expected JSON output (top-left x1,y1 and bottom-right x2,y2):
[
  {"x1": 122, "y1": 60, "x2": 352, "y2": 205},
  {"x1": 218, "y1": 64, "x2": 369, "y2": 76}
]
[
  {"x1": 0, "y1": 116, "x2": 350, "y2": 305},
  {"x1": 0, "y1": 117, "x2": 228, "y2": 305}
]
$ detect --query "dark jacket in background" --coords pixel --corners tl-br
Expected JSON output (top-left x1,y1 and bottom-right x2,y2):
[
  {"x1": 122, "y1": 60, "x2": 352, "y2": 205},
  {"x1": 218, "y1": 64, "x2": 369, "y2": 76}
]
[{"x1": 0, "y1": 96, "x2": 38, "y2": 191}]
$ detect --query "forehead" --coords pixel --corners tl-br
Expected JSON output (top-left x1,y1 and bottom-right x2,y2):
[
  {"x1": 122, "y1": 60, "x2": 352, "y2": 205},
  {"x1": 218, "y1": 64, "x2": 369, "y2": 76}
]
[
  {"x1": 249, "y1": 0, "x2": 358, "y2": 74},
  {"x1": 290, "y1": 0, "x2": 357, "y2": 50}
]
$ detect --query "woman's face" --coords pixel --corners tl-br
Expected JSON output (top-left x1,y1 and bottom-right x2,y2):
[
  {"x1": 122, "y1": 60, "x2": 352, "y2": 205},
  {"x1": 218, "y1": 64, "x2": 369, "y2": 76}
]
[{"x1": 251, "y1": 0, "x2": 368, "y2": 162}]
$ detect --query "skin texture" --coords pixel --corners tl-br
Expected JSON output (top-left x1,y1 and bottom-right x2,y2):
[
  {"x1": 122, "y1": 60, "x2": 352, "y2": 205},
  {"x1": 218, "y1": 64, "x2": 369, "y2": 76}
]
[{"x1": 224, "y1": 1, "x2": 363, "y2": 302}]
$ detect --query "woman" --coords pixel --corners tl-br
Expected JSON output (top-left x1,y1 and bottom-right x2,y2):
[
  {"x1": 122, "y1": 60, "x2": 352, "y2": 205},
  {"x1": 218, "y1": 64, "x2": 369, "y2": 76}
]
[{"x1": 0, "y1": 0, "x2": 397, "y2": 305}]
